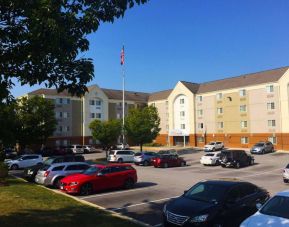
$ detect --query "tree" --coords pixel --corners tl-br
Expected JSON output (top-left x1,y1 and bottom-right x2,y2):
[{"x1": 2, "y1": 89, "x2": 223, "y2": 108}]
[
  {"x1": 16, "y1": 96, "x2": 57, "y2": 148},
  {"x1": 125, "y1": 106, "x2": 160, "y2": 151},
  {"x1": 89, "y1": 119, "x2": 122, "y2": 157},
  {"x1": 0, "y1": 0, "x2": 149, "y2": 103}
]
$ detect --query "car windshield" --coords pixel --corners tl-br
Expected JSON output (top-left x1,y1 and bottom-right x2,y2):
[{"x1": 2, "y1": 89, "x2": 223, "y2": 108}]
[
  {"x1": 260, "y1": 196, "x2": 289, "y2": 219},
  {"x1": 208, "y1": 142, "x2": 215, "y2": 145},
  {"x1": 255, "y1": 143, "x2": 265, "y2": 147},
  {"x1": 83, "y1": 166, "x2": 101, "y2": 175},
  {"x1": 135, "y1": 152, "x2": 142, "y2": 156},
  {"x1": 44, "y1": 158, "x2": 54, "y2": 165},
  {"x1": 204, "y1": 154, "x2": 214, "y2": 157},
  {"x1": 184, "y1": 183, "x2": 227, "y2": 203}
]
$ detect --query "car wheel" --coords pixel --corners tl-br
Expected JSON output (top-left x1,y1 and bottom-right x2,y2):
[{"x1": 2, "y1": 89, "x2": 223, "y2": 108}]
[
  {"x1": 262, "y1": 149, "x2": 265, "y2": 155},
  {"x1": 117, "y1": 158, "x2": 123, "y2": 163},
  {"x1": 80, "y1": 183, "x2": 93, "y2": 196},
  {"x1": 236, "y1": 162, "x2": 240, "y2": 169},
  {"x1": 53, "y1": 177, "x2": 63, "y2": 189},
  {"x1": 11, "y1": 164, "x2": 18, "y2": 170},
  {"x1": 250, "y1": 159, "x2": 254, "y2": 165},
  {"x1": 180, "y1": 161, "x2": 186, "y2": 167},
  {"x1": 143, "y1": 160, "x2": 149, "y2": 166},
  {"x1": 212, "y1": 148, "x2": 215, "y2": 152},
  {"x1": 123, "y1": 178, "x2": 134, "y2": 189},
  {"x1": 221, "y1": 165, "x2": 226, "y2": 168},
  {"x1": 284, "y1": 179, "x2": 289, "y2": 183},
  {"x1": 163, "y1": 163, "x2": 168, "y2": 168}
]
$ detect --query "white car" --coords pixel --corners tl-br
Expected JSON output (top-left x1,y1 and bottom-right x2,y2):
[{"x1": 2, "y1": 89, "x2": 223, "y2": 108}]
[
  {"x1": 200, "y1": 152, "x2": 221, "y2": 165},
  {"x1": 83, "y1": 145, "x2": 97, "y2": 153},
  {"x1": 283, "y1": 163, "x2": 289, "y2": 183},
  {"x1": 68, "y1": 145, "x2": 84, "y2": 154},
  {"x1": 241, "y1": 190, "x2": 289, "y2": 227},
  {"x1": 107, "y1": 150, "x2": 135, "y2": 163},
  {"x1": 4, "y1": 154, "x2": 43, "y2": 170},
  {"x1": 204, "y1": 141, "x2": 224, "y2": 152},
  {"x1": 116, "y1": 143, "x2": 130, "y2": 150}
]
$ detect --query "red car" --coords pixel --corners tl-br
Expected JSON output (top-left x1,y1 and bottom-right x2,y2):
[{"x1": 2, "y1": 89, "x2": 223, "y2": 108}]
[
  {"x1": 152, "y1": 154, "x2": 186, "y2": 168},
  {"x1": 60, "y1": 164, "x2": 137, "y2": 195}
]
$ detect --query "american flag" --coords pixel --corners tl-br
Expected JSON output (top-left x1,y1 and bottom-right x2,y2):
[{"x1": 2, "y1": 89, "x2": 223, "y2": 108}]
[{"x1": 120, "y1": 46, "x2": 125, "y2": 65}]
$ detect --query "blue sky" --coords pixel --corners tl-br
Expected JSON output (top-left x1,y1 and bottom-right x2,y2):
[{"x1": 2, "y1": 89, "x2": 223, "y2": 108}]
[{"x1": 12, "y1": 0, "x2": 289, "y2": 97}]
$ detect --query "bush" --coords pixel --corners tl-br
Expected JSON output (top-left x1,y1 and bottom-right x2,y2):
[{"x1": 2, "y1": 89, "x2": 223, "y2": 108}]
[
  {"x1": 143, "y1": 142, "x2": 163, "y2": 147},
  {"x1": 0, "y1": 150, "x2": 5, "y2": 162},
  {"x1": 0, "y1": 162, "x2": 8, "y2": 179}
]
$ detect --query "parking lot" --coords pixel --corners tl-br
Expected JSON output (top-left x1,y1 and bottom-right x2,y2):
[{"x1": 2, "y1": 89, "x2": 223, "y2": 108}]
[{"x1": 74, "y1": 150, "x2": 289, "y2": 226}]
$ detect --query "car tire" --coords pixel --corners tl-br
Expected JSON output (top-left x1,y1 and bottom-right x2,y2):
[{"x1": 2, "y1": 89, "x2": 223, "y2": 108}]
[
  {"x1": 221, "y1": 164, "x2": 226, "y2": 168},
  {"x1": 262, "y1": 149, "x2": 265, "y2": 155},
  {"x1": 284, "y1": 179, "x2": 289, "y2": 183},
  {"x1": 236, "y1": 162, "x2": 240, "y2": 169},
  {"x1": 123, "y1": 178, "x2": 134, "y2": 189},
  {"x1": 117, "y1": 158, "x2": 123, "y2": 163},
  {"x1": 180, "y1": 161, "x2": 186, "y2": 167},
  {"x1": 11, "y1": 164, "x2": 18, "y2": 170},
  {"x1": 80, "y1": 183, "x2": 93, "y2": 196},
  {"x1": 143, "y1": 160, "x2": 149, "y2": 166},
  {"x1": 163, "y1": 163, "x2": 168, "y2": 168},
  {"x1": 53, "y1": 177, "x2": 63, "y2": 189},
  {"x1": 250, "y1": 159, "x2": 254, "y2": 165},
  {"x1": 212, "y1": 148, "x2": 215, "y2": 152}
]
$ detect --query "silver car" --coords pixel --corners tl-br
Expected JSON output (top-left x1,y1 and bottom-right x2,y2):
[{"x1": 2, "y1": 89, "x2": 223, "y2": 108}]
[
  {"x1": 283, "y1": 164, "x2": 289, "y2": 183},
  {"x1": 250, "y1": 141, "x2": 274, "y2": 154},
  {"x1": 35, "y1": 162, "x2": 90, "y2": 188}
]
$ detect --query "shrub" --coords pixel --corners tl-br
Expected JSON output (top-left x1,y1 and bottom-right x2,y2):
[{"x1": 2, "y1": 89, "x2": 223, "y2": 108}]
[
  {"x1": 143, "y1": 143, "x2": 163, "y2": 147},
  {"x1": 0, "y1": 162, "x2": 8, "y2": 179},
  {"x1": 0, "y1": 150, "x2": 5, "y2": 162}
]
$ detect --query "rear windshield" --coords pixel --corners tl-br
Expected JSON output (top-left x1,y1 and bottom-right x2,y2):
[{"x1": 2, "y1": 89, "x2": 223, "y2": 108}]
[
  {"x1": 40, "y1": 165, "x2": 50, "y2": 171},
  {"x1": 135, "y1": 153, "x2": 142, "y2": 156},
  {"x1": 44, "y1": 158, "x2": 54, "y2": 165},
  {"x1": 83, "y1": 166, "x2": 101, "y2": 175},
  {"x1": 208, "y1": 142, "x2": 215, "y2": 145},
  {"x1": 205, "y1": 154, "x2": 214, "y2": 157},
  {"x1": 260, "y1": 195, "x2": 289, "y2": 219},
  {"x1": 255, "y1": 143, "x2": 265, "y2": 147}
]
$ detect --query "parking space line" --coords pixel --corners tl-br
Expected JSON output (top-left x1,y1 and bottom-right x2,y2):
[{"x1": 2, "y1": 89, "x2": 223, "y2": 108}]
[
  {"x1": 80, "y1": 187, "x2": 151, "y2": 200},
  {"x1": 110, "y1": 196, "x2": 178, "y2": 211},
  {"x1": 238, "y1": 168, "x2": 283, "y2": 178}
]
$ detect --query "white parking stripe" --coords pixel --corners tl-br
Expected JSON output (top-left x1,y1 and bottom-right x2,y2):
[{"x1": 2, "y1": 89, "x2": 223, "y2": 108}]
[
  {"x1": 238, "y1": 168, "x2": 283, "y2": 178},
  {"x1": 80, "y1": 187, "x2": 151, "y2": 200},
  {"x1": 110, "y1": 196, "x2": 178, "y2": 211}
]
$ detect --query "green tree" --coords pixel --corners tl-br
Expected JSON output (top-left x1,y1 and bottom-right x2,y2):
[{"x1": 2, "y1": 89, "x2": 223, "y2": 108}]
[
  {"x1": 0, "y1": 0, "x2": 149, "y2": 103},
  {"x1": 16, "y1": 96, "x2": 57, "y2": 148},
  {"x1": 125, "y1": 106, "x2": 160, "y2": 151},
  {"x1": 89, "y1": 119, "x2": 122, "y2": 157}
]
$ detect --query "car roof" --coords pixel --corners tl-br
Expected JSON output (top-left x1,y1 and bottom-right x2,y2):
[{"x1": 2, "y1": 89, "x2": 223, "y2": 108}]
[
  {"x1": 22, "y1": 154, "x2": 41, "y2": 157},
  {"x1": 221, "y1": 149, "x2": 246, "y2": 152},
  {"x1": 48, "y1": 162, "x2": 88, "y2": 167},
  {"x1": 276, "y1": 190, "x2": 289, "y2": 197},
  {"x1": 203, "y1": 179, "x2": 246, "y2": 187}
]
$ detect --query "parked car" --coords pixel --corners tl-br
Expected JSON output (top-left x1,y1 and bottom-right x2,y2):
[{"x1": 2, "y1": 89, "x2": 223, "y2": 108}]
[
  {"x1": 107, "y1": 150, "x2": 135, "y2": 163},
  {"x1": 35, "y1": 162, "x2": 90, "y2": 188},
  {"x1": 67, "y1": 145, "x2": 84, "y2": 154},
  {"x1": 250, "y1": 141, "x2": 274, "y2": 154},
  {"x1": 163, "y1": 180, "x2": 269, "y2": 227},
  {"x1": 4, "y1": 154, "x2": 43, "y2": 170},
  {"x1": 283, "y1": 163, "x2": 289, "y2": 183},
  {"x1": 116, "y1": 143, "x2": 130, "y2": 150},
  {"x1": 152, "y1": 154, "x2": 186, "y2": 168},
  {"x1": 83, "y1": 145, "x2": 97, "y2": 153},
  {"x1": 241, "y1": 190, "x2": 289, "y2": 227},
  {"x1": 204, "y1": 141, "x2": 224, "y2": 152},
  {"x1": 158, "y1": 149, "x2": 177, "y2": 155},
  {"x1": 134, "y1": 151, "x2": 159, "y2": 166},
  {"x1": 24, "y1": 155, "x2": 85, "y2": 182},
  {"x1": 200, "y1": 152, "x2": 221, "y2": 166},
  {"x1": 220, "y1": 150, "x2": 254, "y2": 168},
  {"x1": 60, "y1": 164, "x2": 137, "y2": 195}
]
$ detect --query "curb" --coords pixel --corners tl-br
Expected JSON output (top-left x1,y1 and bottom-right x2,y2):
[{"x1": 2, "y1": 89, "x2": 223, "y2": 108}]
[{"x1": 9, "y1": 174, "x2": 151, "y2": 227}]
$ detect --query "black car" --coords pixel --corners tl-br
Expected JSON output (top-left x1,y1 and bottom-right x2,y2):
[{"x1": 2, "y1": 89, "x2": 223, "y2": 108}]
[
  {"x1": 220, "y1": 150, "x2": 254, "y2": 168},
  {"x1": 23, "y1": 155, "x2": 85, "y2": 181},
  {"x1": 163, "y1": 180, "x2": 269, "y2": 227}
]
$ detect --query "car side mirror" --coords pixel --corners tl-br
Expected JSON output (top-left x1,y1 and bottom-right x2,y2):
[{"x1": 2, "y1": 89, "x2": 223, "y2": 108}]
[{"x1": 256, "y1": 203, "x2": 262, "y2": 210}]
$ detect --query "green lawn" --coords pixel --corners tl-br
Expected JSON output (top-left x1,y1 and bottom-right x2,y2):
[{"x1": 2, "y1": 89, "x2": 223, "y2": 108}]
[{"x1": 0, "y1": 177, "x2": 140, "y2": 227}]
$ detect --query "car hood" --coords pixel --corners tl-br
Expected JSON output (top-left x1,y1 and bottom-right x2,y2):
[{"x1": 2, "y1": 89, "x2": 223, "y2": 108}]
[
  {"x1": 241, "y1": 211, "x2": 289, "y2": 227},
  {"x1": 61, "y1": 173, "x2": 93, "y2": 183},
  {"x1": 166, "y1": 196, "x2": 218, "y2": 217},
  {"x1": 251, "y1": 146, "x2": 263, "y2": 150}
]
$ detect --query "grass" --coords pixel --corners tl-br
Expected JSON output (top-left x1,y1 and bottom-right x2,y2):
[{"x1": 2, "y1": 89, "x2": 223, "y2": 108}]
[{"x1": 0, "y1": 177, "x2": 141, "y2": 227}]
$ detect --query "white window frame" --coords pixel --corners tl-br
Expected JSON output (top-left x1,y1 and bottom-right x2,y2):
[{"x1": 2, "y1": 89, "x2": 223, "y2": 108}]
[
  {"x1": 240, "y1": 121, "x2": 248, "y2": 128},
  {"x1": 180, "y1": 111, "x2": 185, "y2": 117},
  {"x1": 181, "y1": 124, "x2": 186, "y2": 129},
  {"x1": 239, "y1": 89, "x2": 246, "y2": 97},
  {"x1": 267, "y1": 102, "x2": 275, "y2": 110},
  {"x1": 216, "y1": 93, "x2": 223, "y2": 100},
  {"x1": 198, "y1": 123, "x2": 204, "y2": 129},
  {"x1": 197, "y1": 109, "x2": 203, "y2": 116},
  {"x1": 180, "y1": 99, "x2": 185, "y2": 104},
  {"x1": 91, "y1": 113, "x2": 95, "y2": 119},
  {"x1": 268, "y1": 136, "x2": 277, "y2": 144},
  {"x1": 217, "y1": 107, "x2": 223, "y2": 114},
  {"x1": 241, "y1": 137, "x2": 249, "y2": 144},
  {"x1": 240, "y1": 105, "x2": 247, "y2": 112},
  {"x1": 268, "y1": 120, "x2": 276, "y2": 127},
  {"x1": 266, "y1": 85, "x2": 274, "y2": 93},
  {"x1": 217, "y1": 122, "x2": 224, "y2": 129},
  {"x1": 95, "y1": 113, "x2": 101, "y2": 119},
  {"x1": 197, "y1": 96, "x2": 203, "y2": 102}
]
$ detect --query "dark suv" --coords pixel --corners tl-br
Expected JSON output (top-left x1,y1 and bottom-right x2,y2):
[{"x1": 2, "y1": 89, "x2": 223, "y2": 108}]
[
  {"x1": 220, "y1": 150, "x2": 254, "y2": 168},
  {"x1": 24, "y1": 155, "x2": 85, "y2": 181}
]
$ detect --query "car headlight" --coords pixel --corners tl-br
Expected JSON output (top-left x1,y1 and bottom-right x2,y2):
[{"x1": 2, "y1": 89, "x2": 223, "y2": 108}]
[
  {"x1": 69, "y1": 182, "x2": 79, "y2": 186},
  {"x1": 163, "y1": 204, "x2": 167, "y2": 213},
  {"x1": 190, "y1": 214, "x2": 209, "y2": 223}
]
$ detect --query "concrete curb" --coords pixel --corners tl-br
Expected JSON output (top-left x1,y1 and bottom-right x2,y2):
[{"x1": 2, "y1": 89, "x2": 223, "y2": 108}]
[{"x1": 9, "y1": 174, "x2": 151, "y2": 227}]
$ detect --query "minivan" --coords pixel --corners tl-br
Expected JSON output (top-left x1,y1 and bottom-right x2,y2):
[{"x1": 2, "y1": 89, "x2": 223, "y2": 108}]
[{"x1": 107, "y1": 150, "x2": 135, "y2": 163}]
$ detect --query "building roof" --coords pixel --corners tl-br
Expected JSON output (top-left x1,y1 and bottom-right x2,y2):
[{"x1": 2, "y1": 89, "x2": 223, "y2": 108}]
[
  {"x1": 28, "y1": 88, "x2": 72, "y2": 97},
  {"x1": 180, "y1": 81, "x2": 200, "y2": 93},
  {"x1": 148, "y1": 89, "x2": 173, "y2": 102},
  {"x1": 196, "y1": 66, "x2": 289, "y2": 94},
  {"x1": 101, "y1": 88, "x2": 150, "y2": 102}
]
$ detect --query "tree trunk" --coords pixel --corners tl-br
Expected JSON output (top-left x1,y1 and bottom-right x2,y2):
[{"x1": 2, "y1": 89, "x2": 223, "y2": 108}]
[{"x1": 140, "y1": 143, "x2": 143, "y2": 152}]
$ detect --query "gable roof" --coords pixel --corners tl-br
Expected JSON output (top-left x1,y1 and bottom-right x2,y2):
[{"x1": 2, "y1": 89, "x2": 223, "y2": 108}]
[
  {"x1": 28, "y1": 88, "x2": 72, "y2": 97},
  {"x1": 180, "y1": 81, "x2": 200, "y2": 93},
  {"x1": 148, "y1": 89, "x2": 172, "y2": 102}
]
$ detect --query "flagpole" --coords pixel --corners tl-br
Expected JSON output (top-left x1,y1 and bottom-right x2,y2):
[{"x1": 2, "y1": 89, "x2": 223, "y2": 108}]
[{"x1": 121, "y1": 46, "x2": 125, "y2": 145}]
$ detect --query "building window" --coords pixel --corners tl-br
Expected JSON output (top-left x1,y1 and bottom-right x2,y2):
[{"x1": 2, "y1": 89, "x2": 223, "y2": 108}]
[
  {"x1": 90, "y1": 100, "x2": 95, "y2": 105},
  {"x1": 63, "y1": 140, "x2": 68, "y2": 146},
  {"x1": 240, "y1": 105, "x2": 247, "y2": 112},
  {"x1": 59, "y1": 126, "x2": 63, "y2": 132},
  {"x1": 198, "y1": 123, "x2": 204, "y2": 129},
  {"x1": 180, "y1": 111, "x2": 185, "y2": 117},
  {"x1": 266, "y1": 85, "x2": 274, "y2": 93},
  {"x1": 64, "y1": 126, "x2": 70, "y2": 132},
  {"x1": 197, "y1": 109, "x2": 203, "y2": 116},
  {"x1": 55, "y1": 140, "x2": 60, "y2": 146},
  {"x1": 166, "y1": 125, "x2": 169, "y2": 130},
  {"x1": 217, "y1": 122, "x2": 224, "y2": 129},
  {"x1": 217, "y1": 107, "x2": 223, "y2": 114},
  {"x1": 240, "y1": 121, "x2": 247, "y2": 128},
  {"x1": 268, "y1": 120, "x2": 276, "y2": 127},
  {"x1": 216, "y1": 93, "x2": 223, "y2": 100},
  {"x1": 239, "y1": 89, "x2": 246, "y2": 97},
  {"x1": 117, "y1": 113, "x2": 121, "y2": 119},
  {"x1": 197, "y1": 137, "x2": 205, "y2": 142},
  {"x1": 95, "y1": 113, "x2": 101, "y2": 119},
  {"x1": 95, "y1": 100, "x2": 101, "y2": 106},
  {"x1": 63, "y1": 112, "x2": 69, "y2": 118},
  {"x1": 267, "y1": 102, "x2": 275, "y2": 110},
  {"x1": 56, "y1": 98, "x2": 63, "y2": 105},
  {"x1": 151, "y1": 103, "x2": 155, "y2": 107},
  {"x1": 180, "y1": 99, "x2": 185, "y2": 104},
  {"x1": 91, "y1": 113, "x2": 95, "y2": 118},
  {"x1": 241, "y1": 137, "x2": 249, "y2": 144},
  {"x1": 268, "y1": 136, "x2": 277, "y2": 144},
  {"x1": 196, "y1": 96, "x2": 202, "y2": 102},
  {"x1": 181, "y1": 124, "x2": 186, "y2": 129}
]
